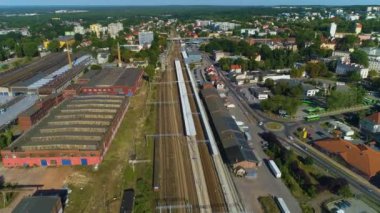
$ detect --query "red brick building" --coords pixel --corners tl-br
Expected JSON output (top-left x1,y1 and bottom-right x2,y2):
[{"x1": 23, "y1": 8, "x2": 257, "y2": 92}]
[
  {"x1": 1, "y1": 95, "x2": 129, "y2": 167},
  {"x1": 79, "y1": 68, "x2": 143, "y2": 96},
  {"x1": 18, "y1": 93, "x2": 64, "y2": 131}
]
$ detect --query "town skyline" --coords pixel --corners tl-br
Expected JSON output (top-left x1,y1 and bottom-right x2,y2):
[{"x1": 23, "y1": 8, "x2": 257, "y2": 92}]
[{"x1": 1, "y1": 0, "x2": 380, "y2": 6}]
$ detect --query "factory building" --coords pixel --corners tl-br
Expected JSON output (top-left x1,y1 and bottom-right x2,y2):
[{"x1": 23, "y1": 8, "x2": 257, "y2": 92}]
[
  {"x1": 0, "y1": 53, "x2": 69, "y2": 96},
  {"x1": 1, "y1": 95, "x2": 129, "y2": 167},
  {"x1": 79, "y1": 67, "x2": 144, "y2": 96},
  {"x1": 18, "y1": 93, "x2": 64, "y2": 131}
]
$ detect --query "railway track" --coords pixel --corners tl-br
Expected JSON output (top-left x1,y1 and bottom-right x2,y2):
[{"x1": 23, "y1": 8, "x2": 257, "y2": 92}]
[
  {"x1": 155, "y1": 42, "x2": 198, "y2": 213},
  {"x1": 177, "y1": 49, "x2": 227, "y2": 212},
  {"x1": 154, "y1": 40, "x2": 227, "y2": 212},
  {"x1": 0, "y1": 53, "x2": 75, "y2": 87}
]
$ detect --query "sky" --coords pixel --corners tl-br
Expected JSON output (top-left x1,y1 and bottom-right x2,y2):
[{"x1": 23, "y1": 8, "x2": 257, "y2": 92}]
[{"x1": 0, "y1": 0, "x2": 379, "y2": 6}]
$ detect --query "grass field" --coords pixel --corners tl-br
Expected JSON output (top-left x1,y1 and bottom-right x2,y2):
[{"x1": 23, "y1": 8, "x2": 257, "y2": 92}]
[
  {"x1": 258, "y1": 196, "x2": 280, "y2": 213},
  {"x1": 0, "y1": 191, "x2": 18, "y2": 208},
  {"x1": 65, "y1": 81, "x2": 157, "y2": 213}
]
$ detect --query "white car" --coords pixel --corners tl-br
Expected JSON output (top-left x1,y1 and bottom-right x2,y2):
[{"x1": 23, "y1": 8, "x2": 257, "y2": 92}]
[
  {"x1": 288, "y1": 136, "x2": 294, "y2": 141},
  {"x1": 258, "y1": 121, "x2": 264, "y2": 126}
]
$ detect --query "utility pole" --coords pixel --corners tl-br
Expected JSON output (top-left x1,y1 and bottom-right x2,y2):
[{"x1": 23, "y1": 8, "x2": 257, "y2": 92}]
[
  {"x1": 66, "y1": 42, "x2": 72, "y2": 69},
  {"x1": 117, "y1": 42, "x2": 122, "y2": 68}
]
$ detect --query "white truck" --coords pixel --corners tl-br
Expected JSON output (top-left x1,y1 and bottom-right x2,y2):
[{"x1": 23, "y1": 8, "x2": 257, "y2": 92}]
[{"x1": 268, "y1": 160, "x2": 282, "y2": 178}]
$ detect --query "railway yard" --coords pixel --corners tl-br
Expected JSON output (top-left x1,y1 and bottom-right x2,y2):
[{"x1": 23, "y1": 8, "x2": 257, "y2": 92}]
[{"x1": 154, "y1": 41, "x2": 227, "y2": 212}]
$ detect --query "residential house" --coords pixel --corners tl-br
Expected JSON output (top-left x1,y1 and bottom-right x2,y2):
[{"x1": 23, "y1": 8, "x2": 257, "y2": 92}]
[
  {"x1": 97, "y1": 52, "x2": 109, "y2": 64},
  {"x1": 320, "y1": 42, "x2": 336, "y2": 50},
  {"x1": 360, "y1": 112, "x2": 380, "y2": 134},
  {"x1": 215, "y1": 81, "x2": 225, "y2": 90},
  {"x1": 315, "y1": 138, "x2": 380, "y2": 177},
  {"x1": 336, "y1": 61, "x2": 369, "y2": 78},
  {"x1": 332, "y1": 51, "x2": 350, "y2": 63},
  {"x1": 249, "y1": 87, "x2": 270, "y2": 100},
  {"x1": 361, "y1": 47, "x2": 380, "y2": 72},
  {"x1": 230, "y1": 65, "x2": 242, "y2": 74}
]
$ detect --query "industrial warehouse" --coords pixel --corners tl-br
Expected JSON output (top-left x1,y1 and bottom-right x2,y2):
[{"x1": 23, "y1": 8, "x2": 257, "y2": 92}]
[
  {"x1": 1, "y1": 95, "x2": 129, "y2": 167},
  {"x1": 0, "y1": 50, "x2": 145, "y2": 167},
  {"x1": 200, "y1": 87, "x2": 260, "y2": 170},
  {"x1": 78, "y1": 67, "x2": 143, "y2": 96}
]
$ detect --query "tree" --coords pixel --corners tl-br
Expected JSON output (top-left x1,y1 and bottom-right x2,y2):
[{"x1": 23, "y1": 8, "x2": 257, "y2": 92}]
[
  {"x1": 290, "y1": 67, "x2": 305, "y2": 78},
  {"x1": 22, "y1": 42, "x2": 38, "y2": 57},
  {"x1": 327, "y1": 86, "x2": 365, "y2": 109},
  {"x1": 47, "y1": 40, "x2": 60, "y2": 52},
  {"x1": 74, "y1": 33, "x2": 83, "y2": 42},
  {"x1": 305, "y1": 62, "x2": 328, "y2": 78},
  {"x1": 368, "y1": 70, "x2": 378, "y2": 79},
  {"x1": 347, "y1": 71, "x2": 362, "y2": 83},
  {"x1": 337, "y1": 35, "x2": 358, "y2": 51},
  {"x1": 370, "y1": 172, "x2": 380, "y2": 188},
  {"x1": 264, "y1": 78, "x2": 275, "y2": 89},
  {"x1": 303, "y1": 156, "x2": 314, "y2": 165},
  {"x1": 145, "y1": 64, "x2": 155, "y2": 81},
  {"x1": 350, "y1": 50, "x2": 369, "y2": 68}
]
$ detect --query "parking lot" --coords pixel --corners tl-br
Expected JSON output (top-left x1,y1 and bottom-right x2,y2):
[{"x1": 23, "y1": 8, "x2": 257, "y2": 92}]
[
  {"x1": 224, "y1": 91, "x2": 301, "y2": 213},
  {"x1": 325, "y1": 198, "x2": 377, "y2": 213}
]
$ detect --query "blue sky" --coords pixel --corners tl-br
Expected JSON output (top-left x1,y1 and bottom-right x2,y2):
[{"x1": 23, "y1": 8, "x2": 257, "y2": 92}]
[{"x1": 0, "y1": 0, "x2": 379, "y2": 6}]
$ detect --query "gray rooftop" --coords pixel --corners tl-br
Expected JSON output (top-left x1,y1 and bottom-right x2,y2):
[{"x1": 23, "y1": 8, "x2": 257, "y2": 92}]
[
  {"x1": 13, "y1": 196, "x2": 61, "y2": 213},
  {"x1": 201, "y1": 88, "x2": 259, "y2": 164},
  {"x1": 9, "y1": 95, "x2": 127, "y2": 151},
  {"x1": 0, "y1": 95, "x2": 38, "y2": 129},
  {"x1": 82, "y1": 68, "x2": 143, "y2": 88}
]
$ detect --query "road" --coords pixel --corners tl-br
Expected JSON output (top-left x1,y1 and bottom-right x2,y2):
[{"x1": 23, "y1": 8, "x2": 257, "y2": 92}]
[
  {"x1": 201, "y1": 54, "x2": 302, "y2": 212},
  {"x1": 202, "y1": 53, "x2": 380, "y2": 208}
]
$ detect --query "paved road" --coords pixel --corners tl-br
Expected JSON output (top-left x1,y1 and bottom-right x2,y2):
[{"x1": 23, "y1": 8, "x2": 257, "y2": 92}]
[
  {"x1": 202, "y1": 53, "x2": 301, "y2": 213},
  {"x1": 202, "y1": 53, "x2": 380, "y2": 209}
]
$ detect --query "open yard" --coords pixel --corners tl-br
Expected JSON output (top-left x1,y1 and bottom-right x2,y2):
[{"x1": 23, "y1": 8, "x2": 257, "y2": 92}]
[{"x1": 63, "y1": 81, "x2": 156, "y2": 213}]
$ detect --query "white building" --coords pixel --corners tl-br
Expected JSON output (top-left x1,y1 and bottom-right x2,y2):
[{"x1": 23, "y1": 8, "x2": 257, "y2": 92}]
[
  {"x1": 355, "y1": 23, "x2": 362, "y2": 35},
  {"x1": 303, "y1": 85, "x2": 320, "y2": 97},
  {"x1": 108, "y1": 22, "x2": 124, "y2": 39},
  {"x1": 330, "y1": 22, "x2": 337, "y2": 37},
  {"x1": 332, "y1": 51, "x2": 351, "y2": 63},
  {"x1": 89, "y1": 24, "x2": 102, "y2": 38},
  {"x1": 262, "y1": 74, "x2": 291, "y2": 82},
  {"x1": 138, "y1": 31, "x2": 154, "y2": 47},
  {"x1": 241, "y1": 28, "x2": 260, "y2": 36},
  {"x1": 212, "y1": 22, "x2": 240, "y2": 31},
  {"x1": 336, "y1": 61, "x2": 369, "y2": 78},
  {"x1": 97, "y1": 52, "x2": 109, "y2": 64},
  {"x1": 74, "y1": 25, "x2": 85, "y2": 35},
  {"x1": 195, "y1": 20, "x2": 212, "y2": 27},
  {"x1": 361, "y1": 47, "x2": 380, "y2": 72},
  {"x1": 346, "y1": 14, "x2": 360, "y2": 21}
]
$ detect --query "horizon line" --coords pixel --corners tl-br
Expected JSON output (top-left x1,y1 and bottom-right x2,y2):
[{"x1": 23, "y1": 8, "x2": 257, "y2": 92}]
[{"x1": 0, "y1": 4, "x2": 378, "y2": 7}]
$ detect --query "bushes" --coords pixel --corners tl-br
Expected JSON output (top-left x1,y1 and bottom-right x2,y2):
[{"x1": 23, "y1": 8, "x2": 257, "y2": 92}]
[{"x1": 316, "y1": 175, "x2": 352, "y2": 197}]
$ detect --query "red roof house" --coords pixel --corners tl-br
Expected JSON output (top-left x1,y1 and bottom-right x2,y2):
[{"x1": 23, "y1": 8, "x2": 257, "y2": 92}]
[{"x1": 315, "y1": 138, "x2": 380, "y2": 177}]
